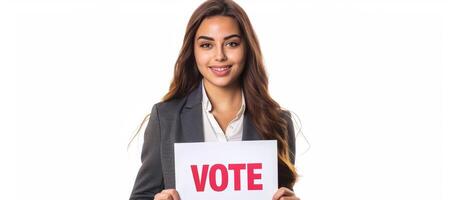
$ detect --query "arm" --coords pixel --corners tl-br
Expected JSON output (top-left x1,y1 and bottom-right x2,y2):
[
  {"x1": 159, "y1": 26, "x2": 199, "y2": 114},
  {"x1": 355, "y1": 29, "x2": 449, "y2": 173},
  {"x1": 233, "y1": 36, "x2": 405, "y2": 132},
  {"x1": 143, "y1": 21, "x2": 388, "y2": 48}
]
[
  {"x1": 130, "y1": 104, "x2": 164, "y2": 200},
  {"x1": 272, "y1": 111, "x2": 300, "y2": 200},
  {"x1": 277, "y1": 110, "x2": 297, "y2": 189}
]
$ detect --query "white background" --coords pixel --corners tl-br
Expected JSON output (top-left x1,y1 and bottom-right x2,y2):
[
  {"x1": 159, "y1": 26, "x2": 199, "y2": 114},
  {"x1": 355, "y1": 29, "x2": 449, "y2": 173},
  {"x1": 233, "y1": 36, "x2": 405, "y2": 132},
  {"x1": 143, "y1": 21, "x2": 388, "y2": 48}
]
[{"x1": 2, "y1": 0, "x2": 451, "y2": 199}]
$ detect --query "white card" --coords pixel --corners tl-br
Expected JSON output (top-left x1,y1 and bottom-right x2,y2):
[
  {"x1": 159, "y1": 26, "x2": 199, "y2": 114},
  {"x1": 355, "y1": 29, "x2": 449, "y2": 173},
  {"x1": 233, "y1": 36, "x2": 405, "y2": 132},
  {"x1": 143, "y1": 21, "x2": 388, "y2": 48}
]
[{"x1": 174, "y1": 140, "x2": 278, "y2": 200}]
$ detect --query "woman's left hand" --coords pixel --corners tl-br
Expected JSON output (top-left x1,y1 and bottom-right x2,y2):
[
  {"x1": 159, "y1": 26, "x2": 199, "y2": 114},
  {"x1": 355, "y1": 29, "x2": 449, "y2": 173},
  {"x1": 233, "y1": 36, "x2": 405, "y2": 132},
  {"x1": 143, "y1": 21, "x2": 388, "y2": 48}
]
[{"x1": 272, "y1": 187, "x2": 300, "y2": 200}]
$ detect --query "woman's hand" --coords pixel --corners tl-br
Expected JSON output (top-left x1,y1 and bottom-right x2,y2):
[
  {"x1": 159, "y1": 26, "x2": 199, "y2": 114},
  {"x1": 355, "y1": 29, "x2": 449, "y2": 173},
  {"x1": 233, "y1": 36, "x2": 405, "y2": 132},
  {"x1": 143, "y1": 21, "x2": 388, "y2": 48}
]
[
  {"x1": 272, "y1": 187, "x2": 300, "y2": 200},
  {"x1": 154, "y1": 189, "x2": 181, "y2": 200},
  {"x1": 154, "y1": 187, "x2": 298, "y2": 200}
]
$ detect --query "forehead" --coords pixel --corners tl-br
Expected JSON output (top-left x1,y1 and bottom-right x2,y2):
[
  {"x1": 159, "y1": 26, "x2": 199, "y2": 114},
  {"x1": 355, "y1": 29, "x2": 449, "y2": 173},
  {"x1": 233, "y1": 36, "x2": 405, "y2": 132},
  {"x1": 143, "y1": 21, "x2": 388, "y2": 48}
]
[{"x1": 196, "y1": 16, "x2": 241, "y2": 38}]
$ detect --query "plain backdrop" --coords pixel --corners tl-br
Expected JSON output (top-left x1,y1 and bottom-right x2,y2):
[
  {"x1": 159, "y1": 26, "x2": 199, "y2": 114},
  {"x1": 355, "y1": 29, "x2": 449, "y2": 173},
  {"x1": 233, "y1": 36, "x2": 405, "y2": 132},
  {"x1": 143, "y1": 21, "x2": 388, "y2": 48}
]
[{"x1": 2, "y1": 0, "x2": 452, "y2": 199}]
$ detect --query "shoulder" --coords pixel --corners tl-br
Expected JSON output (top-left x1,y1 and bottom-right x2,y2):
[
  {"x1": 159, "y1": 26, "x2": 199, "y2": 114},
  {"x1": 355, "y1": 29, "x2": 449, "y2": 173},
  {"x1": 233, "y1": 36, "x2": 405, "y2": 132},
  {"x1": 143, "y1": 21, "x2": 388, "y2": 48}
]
[
  {"x1": 150, "y1": 97, "x2": 188, "y2": 120},
  {"x1": 281, "y1": 109, "x2": 293, "y2": 126},
  {"x1": 281, "y1": 109, "x2": 292, "y2": 119}
]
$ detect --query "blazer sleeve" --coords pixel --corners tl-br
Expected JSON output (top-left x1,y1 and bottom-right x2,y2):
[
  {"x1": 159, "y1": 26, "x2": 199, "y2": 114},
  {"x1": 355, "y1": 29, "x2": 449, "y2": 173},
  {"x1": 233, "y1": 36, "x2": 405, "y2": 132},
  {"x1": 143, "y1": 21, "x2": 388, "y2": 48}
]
[
  {"x1": 277, "y1": 110, "x2": 297, "y2": 190},
  {"x1": 130, "y1": 104, "x2": 164, "y2": 200}
]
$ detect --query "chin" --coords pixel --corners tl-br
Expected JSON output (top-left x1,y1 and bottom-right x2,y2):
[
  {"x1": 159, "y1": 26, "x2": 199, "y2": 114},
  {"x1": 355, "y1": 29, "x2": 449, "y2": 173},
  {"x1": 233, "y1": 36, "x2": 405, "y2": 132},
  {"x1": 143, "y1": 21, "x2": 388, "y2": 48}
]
[{"x1": 205, "y1": 77, "x2": 236, "y2": 88}]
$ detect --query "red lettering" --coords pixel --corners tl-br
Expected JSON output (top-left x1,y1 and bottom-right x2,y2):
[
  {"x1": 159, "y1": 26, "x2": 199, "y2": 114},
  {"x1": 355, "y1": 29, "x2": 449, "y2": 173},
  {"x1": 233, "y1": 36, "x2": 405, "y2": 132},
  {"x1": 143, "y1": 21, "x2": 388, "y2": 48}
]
[
  {"x1": 190, "y1": 163, "x2": 263, "y2": 192},
  {"x1": 190, "y1": 164, "x2": 209, "y2": 192},
  {"x1": 228, "y1": 163, "x2": 246, "y2": 190},
  {"x1": 209, "y1": 164, "x2": 228, "y2": 191},
  {"x1": 247, "y1": 163, "x2": 262, "y2": 190}
]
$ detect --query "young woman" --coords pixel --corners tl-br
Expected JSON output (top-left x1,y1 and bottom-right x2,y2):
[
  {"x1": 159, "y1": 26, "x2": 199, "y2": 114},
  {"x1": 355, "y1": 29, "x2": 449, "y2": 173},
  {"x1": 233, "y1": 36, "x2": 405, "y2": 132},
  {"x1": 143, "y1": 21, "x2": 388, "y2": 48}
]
[{"x1": 130, "y1": 0, "x2": 300, "y2": 199}]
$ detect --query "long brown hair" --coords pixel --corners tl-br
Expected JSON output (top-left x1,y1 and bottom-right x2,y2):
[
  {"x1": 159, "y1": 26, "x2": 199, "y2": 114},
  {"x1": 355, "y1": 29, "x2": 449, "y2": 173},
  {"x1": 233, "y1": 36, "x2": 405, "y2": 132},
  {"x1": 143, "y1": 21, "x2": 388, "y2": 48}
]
[{"x1": 163, "y1": 0, "x2": 298, "y2": 188}]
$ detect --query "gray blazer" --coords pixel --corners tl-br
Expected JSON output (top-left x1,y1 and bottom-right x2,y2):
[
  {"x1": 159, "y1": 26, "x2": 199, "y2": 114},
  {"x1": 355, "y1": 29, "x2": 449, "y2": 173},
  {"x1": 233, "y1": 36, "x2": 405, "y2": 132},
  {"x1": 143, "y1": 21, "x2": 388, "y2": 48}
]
[{"x1": 129, "y1": 83, "x2": 296, "y2": 200}]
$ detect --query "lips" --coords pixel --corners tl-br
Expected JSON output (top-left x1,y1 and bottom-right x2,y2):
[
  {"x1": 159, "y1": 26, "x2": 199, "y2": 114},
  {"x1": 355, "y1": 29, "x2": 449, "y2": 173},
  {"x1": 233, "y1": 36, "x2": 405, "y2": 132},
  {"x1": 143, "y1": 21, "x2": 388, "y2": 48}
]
[
  {"x1": 209, "y1": 65, "x2": 232, "y2": 71},
  {"x1": 208, "y1": 65, "x2": 232, "y2": 77}
]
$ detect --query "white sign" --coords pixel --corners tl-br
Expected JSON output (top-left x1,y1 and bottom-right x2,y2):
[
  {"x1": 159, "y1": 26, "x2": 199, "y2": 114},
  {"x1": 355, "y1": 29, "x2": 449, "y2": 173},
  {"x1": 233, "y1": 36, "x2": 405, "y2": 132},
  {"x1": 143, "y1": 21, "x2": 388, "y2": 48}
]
[{"x1": 174, "y1": 140, "x2": 278, "y2": 200}]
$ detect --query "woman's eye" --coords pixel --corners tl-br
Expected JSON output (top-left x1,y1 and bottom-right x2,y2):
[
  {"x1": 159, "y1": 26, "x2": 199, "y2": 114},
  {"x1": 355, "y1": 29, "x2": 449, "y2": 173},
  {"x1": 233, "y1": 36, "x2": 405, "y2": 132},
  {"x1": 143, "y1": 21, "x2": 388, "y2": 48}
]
[
  {"x1": 200, "y1": 43, "x2": 212, "y2": 48},
  {"x1": 226, "y1": 42, "x2": 240, "y2": 47}
]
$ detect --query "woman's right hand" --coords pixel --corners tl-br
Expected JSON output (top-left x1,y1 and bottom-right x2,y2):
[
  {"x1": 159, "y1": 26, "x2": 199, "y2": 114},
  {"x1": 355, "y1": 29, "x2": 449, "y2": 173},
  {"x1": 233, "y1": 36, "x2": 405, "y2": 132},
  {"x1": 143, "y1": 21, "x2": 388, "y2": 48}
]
[{"x1": 154, "y1": 189, "x2": 181, "y2": 200}]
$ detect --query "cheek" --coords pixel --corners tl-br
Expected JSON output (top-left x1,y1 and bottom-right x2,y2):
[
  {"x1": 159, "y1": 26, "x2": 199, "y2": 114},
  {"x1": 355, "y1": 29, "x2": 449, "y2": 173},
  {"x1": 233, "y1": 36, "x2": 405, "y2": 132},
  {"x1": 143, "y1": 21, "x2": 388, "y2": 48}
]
[
  {"x1": 228, "y1": 49, "x2": 246, "y2": 67},
  {"x1": 194, "y1": 50, "x2": 213, "y2": 78},
  {"x1": 194, "y1": 49, "x2": 211, "y2": 67}
]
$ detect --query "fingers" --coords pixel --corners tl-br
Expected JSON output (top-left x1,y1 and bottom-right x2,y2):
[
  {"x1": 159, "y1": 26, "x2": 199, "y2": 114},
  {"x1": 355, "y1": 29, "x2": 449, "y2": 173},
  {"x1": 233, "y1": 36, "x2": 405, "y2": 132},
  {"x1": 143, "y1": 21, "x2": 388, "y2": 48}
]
[
  {"x1": 155, "y1": 189, "x2": 181, "y2": 200},
  {"x1": 278, "y1": 197, "x2": 300, "y2": 200},
  {"x1": 154, "y1": 192, "x2": 172, "y2": 200},
  {"x1": 156, "y1": 187, "x2": 298, "y2": 200},
  {"x1": 272, "y1": 187, "x2": 299, "y2": 200},
  {"x1": 162, "y1": 189, "x2": 181, "y2": 200}
]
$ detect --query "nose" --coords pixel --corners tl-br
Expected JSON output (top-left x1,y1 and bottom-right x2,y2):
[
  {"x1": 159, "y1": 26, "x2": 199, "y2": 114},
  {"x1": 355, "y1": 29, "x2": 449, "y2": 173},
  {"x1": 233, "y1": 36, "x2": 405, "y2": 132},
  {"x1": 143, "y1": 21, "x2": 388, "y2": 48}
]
[{"x1": 214, "y1": 45, "x2": 227, "y2": 62}]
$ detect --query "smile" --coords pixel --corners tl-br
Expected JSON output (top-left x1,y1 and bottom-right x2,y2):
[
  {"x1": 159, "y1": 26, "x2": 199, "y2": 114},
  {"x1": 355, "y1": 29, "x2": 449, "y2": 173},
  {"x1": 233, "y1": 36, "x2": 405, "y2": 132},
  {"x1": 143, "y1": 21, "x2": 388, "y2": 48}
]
[
  {"x1": 208, "y1": 65, "x2": 232, "y2": 76},
  {"x1": 209, "y1": 65, "x2": 232, "y2": 71}
]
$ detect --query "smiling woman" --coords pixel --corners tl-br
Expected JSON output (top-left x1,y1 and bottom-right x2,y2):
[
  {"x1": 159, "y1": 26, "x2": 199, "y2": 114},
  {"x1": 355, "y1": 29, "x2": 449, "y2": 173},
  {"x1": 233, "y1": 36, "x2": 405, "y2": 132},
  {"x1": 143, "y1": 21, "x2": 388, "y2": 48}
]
[{"x1": 129, "y1": 0, "x2": 301, "y2": 200}]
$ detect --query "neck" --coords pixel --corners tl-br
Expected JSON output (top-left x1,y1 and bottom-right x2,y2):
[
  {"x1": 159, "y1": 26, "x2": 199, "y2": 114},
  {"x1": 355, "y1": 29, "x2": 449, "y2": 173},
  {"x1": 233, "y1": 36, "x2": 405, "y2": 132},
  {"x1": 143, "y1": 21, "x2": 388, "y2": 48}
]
[{"x1": 203, "y1": 79, "x2": 242, "y2": 113}]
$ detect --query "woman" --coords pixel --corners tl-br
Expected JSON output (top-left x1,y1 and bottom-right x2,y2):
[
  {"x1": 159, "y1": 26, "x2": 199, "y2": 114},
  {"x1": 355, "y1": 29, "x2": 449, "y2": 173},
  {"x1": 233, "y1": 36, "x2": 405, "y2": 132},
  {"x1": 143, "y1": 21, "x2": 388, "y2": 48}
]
[{"x1": 130, "y1": 0, "x2": 300, "y2": 199}]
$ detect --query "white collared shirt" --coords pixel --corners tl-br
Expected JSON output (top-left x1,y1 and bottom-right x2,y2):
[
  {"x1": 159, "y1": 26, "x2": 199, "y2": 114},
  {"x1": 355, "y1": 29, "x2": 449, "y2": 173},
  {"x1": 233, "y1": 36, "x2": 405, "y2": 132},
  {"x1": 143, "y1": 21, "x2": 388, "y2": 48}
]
[{"x1": 201, "y1": 79, "x2": 246, "y2": 142}]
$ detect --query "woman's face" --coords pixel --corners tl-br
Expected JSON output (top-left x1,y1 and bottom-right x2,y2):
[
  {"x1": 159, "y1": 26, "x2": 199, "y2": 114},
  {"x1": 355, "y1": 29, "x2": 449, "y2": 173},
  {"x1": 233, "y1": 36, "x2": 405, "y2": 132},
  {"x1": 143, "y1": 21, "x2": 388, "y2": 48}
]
[{"x1": 194, "y1": 15, "x2": 246, "y2": 89}]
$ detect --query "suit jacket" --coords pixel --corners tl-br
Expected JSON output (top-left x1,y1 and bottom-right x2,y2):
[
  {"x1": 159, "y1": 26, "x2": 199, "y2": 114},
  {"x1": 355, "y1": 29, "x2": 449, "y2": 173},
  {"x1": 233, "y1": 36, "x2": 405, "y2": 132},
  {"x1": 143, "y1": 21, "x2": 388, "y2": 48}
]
[{"x1": 129, "y1": 83, "x2": 296, "y2": 200}]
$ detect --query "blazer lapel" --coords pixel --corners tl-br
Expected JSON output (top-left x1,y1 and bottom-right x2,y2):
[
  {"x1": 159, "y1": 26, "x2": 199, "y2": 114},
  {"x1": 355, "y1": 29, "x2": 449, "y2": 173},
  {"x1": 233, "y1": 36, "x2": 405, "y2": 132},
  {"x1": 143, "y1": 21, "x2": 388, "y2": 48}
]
[
  {"x1": 242, "y1": 111, "x2": 263, "y2": 140},
  {"x1": 179, "y1": 82, "x2": 263, "y2": 142},
  {"x1": 164, "y1": 84, "x2": 204, "y2": 188},
  {"x1": 179, "y1": 83, "x2": 204, "y2": 143}
]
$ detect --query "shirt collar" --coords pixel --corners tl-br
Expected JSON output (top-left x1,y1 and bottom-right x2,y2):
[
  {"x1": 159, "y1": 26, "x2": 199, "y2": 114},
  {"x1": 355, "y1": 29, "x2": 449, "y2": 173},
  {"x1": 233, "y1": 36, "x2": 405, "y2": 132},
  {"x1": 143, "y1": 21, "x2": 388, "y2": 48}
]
[{"x1": 201, "y1": 79, "x2": 246, "y2": 117}]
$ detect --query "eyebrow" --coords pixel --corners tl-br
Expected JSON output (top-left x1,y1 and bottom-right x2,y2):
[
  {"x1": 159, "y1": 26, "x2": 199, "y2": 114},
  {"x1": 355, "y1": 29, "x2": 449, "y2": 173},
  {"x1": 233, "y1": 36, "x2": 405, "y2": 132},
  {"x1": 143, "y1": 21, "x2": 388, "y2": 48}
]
[{"x1": 197, "y1": 34, "x2": 241, "y2": 41}]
